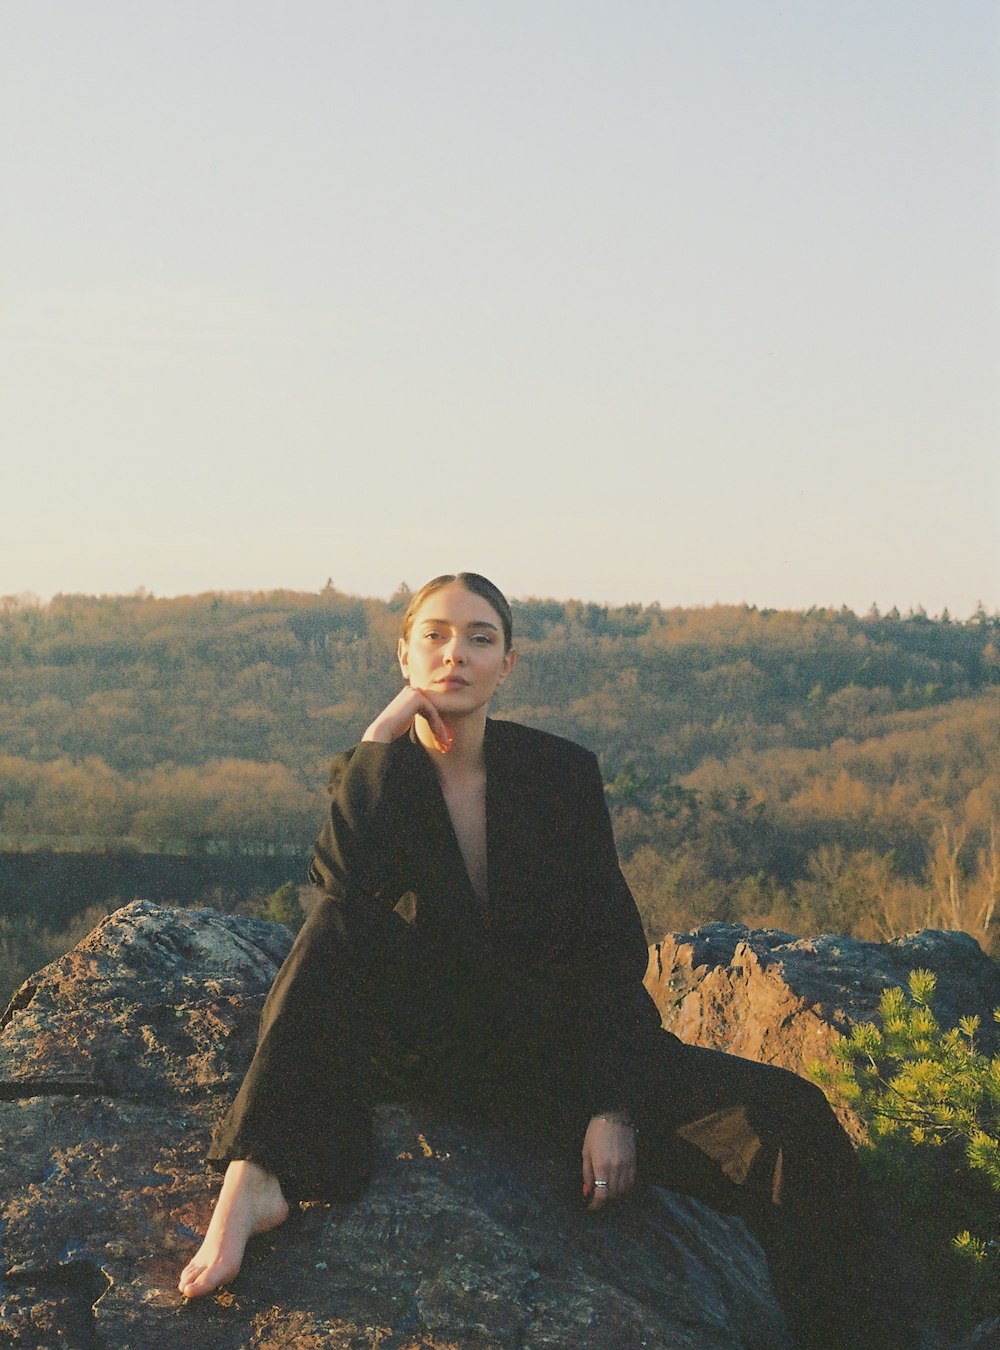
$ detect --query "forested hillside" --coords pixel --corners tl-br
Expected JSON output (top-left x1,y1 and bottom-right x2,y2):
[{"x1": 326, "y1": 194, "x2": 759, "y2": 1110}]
[{"x1": 1, "y1": 587, "x2": 998, "y2": 992}]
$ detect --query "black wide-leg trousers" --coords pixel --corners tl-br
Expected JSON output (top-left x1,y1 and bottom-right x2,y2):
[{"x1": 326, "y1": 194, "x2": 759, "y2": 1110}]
[
  {"x1": 208, "y1": 898, "x2": 913, "y2": 1349},
  {"x1": 632, "y1": 1043, "x2": 910, "y2": 1349}
]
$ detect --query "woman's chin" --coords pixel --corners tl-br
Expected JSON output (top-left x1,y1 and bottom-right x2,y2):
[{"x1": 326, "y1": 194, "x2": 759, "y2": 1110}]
[{"x1": 439, "y1": 697, "x2": 490, "y2": 722}]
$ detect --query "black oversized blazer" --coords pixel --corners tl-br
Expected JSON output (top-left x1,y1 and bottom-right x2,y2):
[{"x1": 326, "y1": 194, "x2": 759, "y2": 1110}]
[
  {"x1": 210, "y1": 719, "x2": 670, "y2": 1194},
  {"x1": 307, "y1": 717, "x2": 666, "y2": 1119}
]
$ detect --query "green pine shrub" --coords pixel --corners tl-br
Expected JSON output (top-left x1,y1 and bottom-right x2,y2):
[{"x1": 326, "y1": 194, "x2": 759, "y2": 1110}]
[
  {"x1": 260, "y1": 880, "x2": 306, "y2": 933},
  {"x1": 809, "y1": 968, "x2": 1000, "y2": 1333}
]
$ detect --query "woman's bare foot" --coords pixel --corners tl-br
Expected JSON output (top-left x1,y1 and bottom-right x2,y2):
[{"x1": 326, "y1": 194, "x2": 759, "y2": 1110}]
[{"x1": 178, "y1": 1159, "x2": 289, "y2": 1298}]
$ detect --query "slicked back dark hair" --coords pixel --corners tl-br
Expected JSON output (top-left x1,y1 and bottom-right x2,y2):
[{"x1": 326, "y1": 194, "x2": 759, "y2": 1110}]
[{"x1": 399, "y1": 573, "x2": 514, "y2": 651}]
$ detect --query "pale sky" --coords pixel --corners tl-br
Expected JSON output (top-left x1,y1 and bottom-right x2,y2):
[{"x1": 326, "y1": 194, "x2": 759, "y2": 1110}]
[{"x1": 3, "y1": 1, "x2": 998, "y2": 615}]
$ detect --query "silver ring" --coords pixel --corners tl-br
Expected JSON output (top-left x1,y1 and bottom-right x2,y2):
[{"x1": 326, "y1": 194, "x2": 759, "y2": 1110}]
[{"x1": 593, "y1": 1180, "x2": 609, "y2": 1188}]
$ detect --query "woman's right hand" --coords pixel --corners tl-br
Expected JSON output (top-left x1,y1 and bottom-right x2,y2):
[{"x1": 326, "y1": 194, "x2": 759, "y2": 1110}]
[{"x1": 362, "y1": 686, "x2": 453, "y2": 753}]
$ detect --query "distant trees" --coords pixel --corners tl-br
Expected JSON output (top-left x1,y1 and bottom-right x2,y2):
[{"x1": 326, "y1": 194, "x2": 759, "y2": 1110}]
[
  {"x1": 1, "y1": 590, "x2": 999, "y2": 952},
  {"x1": 0, "y1": 756, "x2": 322, "y2": 849}
]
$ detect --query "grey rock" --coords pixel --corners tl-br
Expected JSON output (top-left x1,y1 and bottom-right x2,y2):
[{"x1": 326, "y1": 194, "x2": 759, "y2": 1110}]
[
  {"x1": 1, "y1": 901, "x2": 788, "y2": 1348},
  {"x1": 644, "y1": 921, "x2": 1000, "y2": 1081},
  {"x1": 0, "y1": 899, "x2": 292, "y2": 1103}
]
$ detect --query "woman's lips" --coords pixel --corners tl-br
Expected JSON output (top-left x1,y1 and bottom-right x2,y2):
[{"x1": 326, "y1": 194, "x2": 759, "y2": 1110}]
[{"x1": 435, "y1": 676, "x2": 470, "y2": 689}]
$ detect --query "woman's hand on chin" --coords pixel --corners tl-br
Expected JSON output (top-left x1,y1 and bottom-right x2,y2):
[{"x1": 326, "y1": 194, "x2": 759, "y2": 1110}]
[
  {"x1": 363, "y1": 686, "x2": 453, "y2": 753},
  {"x1": 581, "y1": 1114, "x2": 637, "y2": 1211}
]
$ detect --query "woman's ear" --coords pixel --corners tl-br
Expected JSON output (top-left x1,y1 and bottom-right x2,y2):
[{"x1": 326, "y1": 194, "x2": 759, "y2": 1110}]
[
  {"x1": 496, "y1": 647, "x2": 517, "y2": 685},
  {"x1": 397, "y1": 637, "x2": 409, "y2": 682}
]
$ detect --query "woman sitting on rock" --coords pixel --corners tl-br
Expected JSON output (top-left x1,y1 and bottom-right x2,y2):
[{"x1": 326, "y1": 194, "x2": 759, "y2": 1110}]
[{"x1": 179, "y1": 571, "x2": 914, "y2": 1349}]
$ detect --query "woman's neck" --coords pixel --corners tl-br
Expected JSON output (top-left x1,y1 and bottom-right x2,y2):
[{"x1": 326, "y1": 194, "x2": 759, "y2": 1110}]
[{"x1": 415, "y1": 709, "x2": 487, "y2": 775}]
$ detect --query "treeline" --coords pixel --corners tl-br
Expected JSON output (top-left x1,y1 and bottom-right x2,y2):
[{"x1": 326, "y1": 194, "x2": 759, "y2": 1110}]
[
  {"x1": 1, "y1": 587, "x2": 998, "y2": 959},
  {"x1": 613, "y1": 690, "x2": 1000, "y2": 944},
  {"x1": 0, "y1": 757, "x2": 321, "y2": 849},
  {"x1": 2, "y1": 588, "x2": 997, "y2": 780}
]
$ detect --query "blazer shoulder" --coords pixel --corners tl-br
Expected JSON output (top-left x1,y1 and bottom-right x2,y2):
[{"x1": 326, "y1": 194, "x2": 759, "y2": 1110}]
[
  {"x1": 487, "y1": 718, "x2": 598, "y2": 779},
  {"x1": 325, "y1": 736, "x2": 416, "y2": 804}
]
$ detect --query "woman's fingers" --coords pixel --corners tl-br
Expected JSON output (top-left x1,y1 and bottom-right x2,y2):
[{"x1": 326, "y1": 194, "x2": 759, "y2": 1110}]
[
  {"x1": 582, "y1": 1116, "x2": 637, "y2": 1211},
  {"x1": 581, "y1": 1144, "x2": 596, "y2": 1206},
  {"x1": 588, "y1": 1161, "x2": 628, "y2": 1210},
  {"x1": 362, "y1": 686, "x2": 453, "y2": 750},
  {"x1": 415, "y1": 703, "x2": 452, "y2": 753}
]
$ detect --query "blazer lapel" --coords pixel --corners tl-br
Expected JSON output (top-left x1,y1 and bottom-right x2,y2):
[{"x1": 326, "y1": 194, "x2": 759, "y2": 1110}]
[{"x1": 482, "y1": 719, "x2": 528, "y2": 921}]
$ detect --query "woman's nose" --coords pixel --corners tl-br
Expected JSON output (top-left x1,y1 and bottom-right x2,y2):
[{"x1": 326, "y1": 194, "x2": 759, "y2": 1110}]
[{"x1": 443, "y1": 638, "x2": 467, "y2": 664}]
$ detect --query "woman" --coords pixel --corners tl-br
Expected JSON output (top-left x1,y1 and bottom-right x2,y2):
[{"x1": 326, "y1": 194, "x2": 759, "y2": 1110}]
[{"x1": 179, "y1": 573, "x2": 913, "y2": 1349}]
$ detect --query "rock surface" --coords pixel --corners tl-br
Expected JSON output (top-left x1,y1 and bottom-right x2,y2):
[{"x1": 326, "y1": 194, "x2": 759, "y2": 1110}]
[
  {"x1": 3, "y1": 902, "x2": 998, "y2": 1347},
  {"x1": 0, "y1": 901, "x2": 788, "y2": 1349},
  {"x1": 644, "y1": 922, "x2": 1000, "y2": 1091}
]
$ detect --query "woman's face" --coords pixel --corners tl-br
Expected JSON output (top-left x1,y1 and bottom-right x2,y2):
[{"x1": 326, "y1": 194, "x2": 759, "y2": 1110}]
[{"x1": 398, "y1": 583, "x2": 516, "y2": 715}]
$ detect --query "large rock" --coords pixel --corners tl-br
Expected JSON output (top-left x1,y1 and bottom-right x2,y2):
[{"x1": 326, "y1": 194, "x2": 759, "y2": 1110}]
[
  {"x1": 643, "y1": 924, "x2": 1000, "y2": 1140},
  {"x1": 6, "y1": 903, "x2": 995, "y2": 1347},
  {"x1": 0, "y1": 901, "x2": 291, "y2": 1103},
  {"x1": 0, "y1": 901, "x2": 788, "y2": 1349}
]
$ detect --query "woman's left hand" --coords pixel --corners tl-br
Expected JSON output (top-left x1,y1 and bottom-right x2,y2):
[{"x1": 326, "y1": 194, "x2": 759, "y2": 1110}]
[{"x1": 581, "y1": 1115, "x2": 636, "y2": 1211}]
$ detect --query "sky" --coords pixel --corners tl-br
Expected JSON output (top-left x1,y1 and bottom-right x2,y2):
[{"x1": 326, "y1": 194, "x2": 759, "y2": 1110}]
[{"x1": 3, "y1": 1, "x2": 998, "y2": 616}]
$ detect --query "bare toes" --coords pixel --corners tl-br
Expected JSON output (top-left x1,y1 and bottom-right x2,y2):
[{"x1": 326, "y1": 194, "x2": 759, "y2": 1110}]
[{"x1": 178, "y1": 1265, "x2": 206, "y2": 1294}]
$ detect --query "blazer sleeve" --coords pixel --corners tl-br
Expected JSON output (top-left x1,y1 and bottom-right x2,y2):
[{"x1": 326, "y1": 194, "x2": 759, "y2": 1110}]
[
  {"x1": 307, "y1": 740, "x2": 403, "y2": 958},
  {"x1": 208, "y1": 740, "x2": 401, "y2": 1198},
  {"x1": 501, "y1": 748, "x2": 667, "y2": 1122}
]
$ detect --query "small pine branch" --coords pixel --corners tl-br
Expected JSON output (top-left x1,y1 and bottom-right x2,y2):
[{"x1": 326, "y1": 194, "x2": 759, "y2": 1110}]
[
  {"x1": 953, "y1": 1231, "x2": 989, "y2": 1264},
  {"x1": 812, "y1": 967, "x2": 1000, "y2": 1319},
  {"x1": 908, "y1": 968, "x2": 938, "y2": 1005}
]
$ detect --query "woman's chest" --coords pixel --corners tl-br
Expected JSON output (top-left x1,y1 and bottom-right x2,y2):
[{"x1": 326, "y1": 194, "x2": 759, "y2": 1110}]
[
  {"x1": 438, "y1": 774, "x2": 489, "y2": 908},
  {"x1": 387, "y1": 780, "x2": 583, "y2": 935}
]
